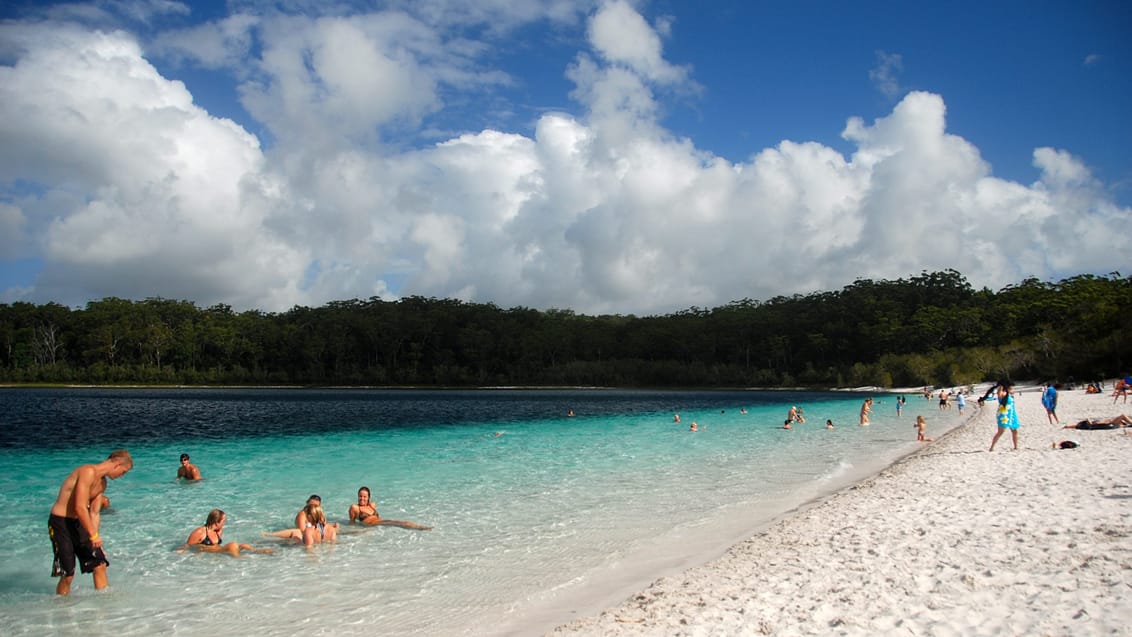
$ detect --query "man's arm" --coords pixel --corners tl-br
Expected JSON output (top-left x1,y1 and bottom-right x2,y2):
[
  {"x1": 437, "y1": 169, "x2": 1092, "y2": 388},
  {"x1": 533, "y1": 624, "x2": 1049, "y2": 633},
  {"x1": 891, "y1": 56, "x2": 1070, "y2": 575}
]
[
  {"x1": 89, "y1": 478, "x2": 106, "y2": 531},
  {"x1": 72, "y1": 466, "x2": 101, "y2": 544}
]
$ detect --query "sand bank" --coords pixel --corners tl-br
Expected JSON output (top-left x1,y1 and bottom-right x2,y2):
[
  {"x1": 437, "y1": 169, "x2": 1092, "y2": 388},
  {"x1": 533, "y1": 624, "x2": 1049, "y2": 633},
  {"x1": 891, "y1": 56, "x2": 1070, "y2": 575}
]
[{"x1": 550, "y1": 386, "x2": 1132, "y2": 636}]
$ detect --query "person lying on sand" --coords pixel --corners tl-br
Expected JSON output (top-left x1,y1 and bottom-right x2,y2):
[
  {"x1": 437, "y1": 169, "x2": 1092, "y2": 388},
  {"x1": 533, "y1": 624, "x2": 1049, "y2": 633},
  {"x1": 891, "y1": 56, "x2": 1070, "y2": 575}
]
[{"x1": 1062, "y1": 415, "x2": 1132, "y2": 430}]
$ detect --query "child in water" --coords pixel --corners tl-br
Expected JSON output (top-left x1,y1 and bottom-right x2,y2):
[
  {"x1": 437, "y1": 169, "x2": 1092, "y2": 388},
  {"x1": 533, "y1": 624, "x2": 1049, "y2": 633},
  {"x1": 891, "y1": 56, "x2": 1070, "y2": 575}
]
[{"x1": 915, "y1": 415, "x2": 933, "y2": 442}]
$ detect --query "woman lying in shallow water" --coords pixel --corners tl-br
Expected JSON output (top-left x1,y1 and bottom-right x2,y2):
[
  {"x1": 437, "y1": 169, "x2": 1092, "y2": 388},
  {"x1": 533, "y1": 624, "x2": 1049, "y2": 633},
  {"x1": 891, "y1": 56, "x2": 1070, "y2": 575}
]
[
  {"x1": 180, "y1": 509, "x2": 273, "y2": 556},
  {"x1": 349, "y1": 486, "x2": 432, "y2": 530}
]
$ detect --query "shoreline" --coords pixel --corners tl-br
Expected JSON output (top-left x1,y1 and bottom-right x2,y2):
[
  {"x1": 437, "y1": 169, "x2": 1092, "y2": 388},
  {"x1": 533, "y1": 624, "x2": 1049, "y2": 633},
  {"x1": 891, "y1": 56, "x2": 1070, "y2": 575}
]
[{"x1": 549, "y1": 387, "x2": 1132, "y2": 635}]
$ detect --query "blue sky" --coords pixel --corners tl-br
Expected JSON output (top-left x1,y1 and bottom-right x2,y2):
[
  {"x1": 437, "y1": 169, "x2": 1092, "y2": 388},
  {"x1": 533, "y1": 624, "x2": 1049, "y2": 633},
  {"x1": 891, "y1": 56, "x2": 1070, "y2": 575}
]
[{"x1": 1, "y1": 0, "x2": 1129, "y2": 314}]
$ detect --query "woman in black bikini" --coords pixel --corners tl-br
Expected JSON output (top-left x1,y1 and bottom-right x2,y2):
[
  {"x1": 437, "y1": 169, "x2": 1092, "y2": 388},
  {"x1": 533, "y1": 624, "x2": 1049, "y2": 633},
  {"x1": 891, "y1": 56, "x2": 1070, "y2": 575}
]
[
  {"x1": 348, "y1": 486, "x2": 432, "y2": 530},
  {"x1": 1063, "y1": 415, "x2": 1132, "y2": 430},
  {"x1": 181, "y1": 509, "x2": 272, "y2": 556}
]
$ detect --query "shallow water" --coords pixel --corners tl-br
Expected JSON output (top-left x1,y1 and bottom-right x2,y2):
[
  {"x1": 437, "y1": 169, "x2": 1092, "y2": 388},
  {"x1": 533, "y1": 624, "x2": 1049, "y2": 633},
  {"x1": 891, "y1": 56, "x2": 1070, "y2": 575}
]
[{"x1": 0, "y1": 387, "x2": 963, "y2": 636}]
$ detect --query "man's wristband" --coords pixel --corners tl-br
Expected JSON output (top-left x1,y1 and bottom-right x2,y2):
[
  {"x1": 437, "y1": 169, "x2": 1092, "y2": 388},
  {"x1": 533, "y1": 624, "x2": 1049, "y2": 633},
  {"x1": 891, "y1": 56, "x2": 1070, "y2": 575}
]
[{"x1": 90, "y1": 533, "x2": 101, "y2": 542}]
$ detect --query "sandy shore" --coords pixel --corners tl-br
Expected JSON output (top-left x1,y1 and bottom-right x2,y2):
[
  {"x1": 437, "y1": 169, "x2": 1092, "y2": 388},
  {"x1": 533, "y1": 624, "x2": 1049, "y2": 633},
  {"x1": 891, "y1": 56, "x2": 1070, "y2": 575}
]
[{"x1": 550, "y1": 387, "x2": 1132, "y2": 636}]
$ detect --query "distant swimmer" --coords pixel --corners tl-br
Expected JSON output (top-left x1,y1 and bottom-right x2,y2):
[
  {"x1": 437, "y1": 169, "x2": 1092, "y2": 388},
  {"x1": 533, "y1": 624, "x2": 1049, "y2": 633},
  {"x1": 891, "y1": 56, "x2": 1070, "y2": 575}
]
[
  {"x1": 689, "y1": 422, "x2": 699, "y2": 432},
  {"x1": 567, "y1": 409, "x2": 574, "y2": 417},
  {"x1": 348, "y1": 486, "x2": 432, "y2": 530},
  {"x1": 859, "y1": 398, "x2": 873, "y2": 426},
  {"x1": 176, "y1": 453, "x2": 201, "y2": 481},
  {"x1": 674, "y1": 414, "x2": 681, "y2": 423},
  {"x1": 826, "y1": 419, "x2": 834, "y2": 429},
  {"x1": 740, "y1": 408, "x2": 748, "y2": 414}
]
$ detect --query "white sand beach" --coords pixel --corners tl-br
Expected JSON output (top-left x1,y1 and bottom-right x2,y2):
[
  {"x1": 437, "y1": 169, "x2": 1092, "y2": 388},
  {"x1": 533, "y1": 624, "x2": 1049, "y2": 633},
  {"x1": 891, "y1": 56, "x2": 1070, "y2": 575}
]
[{"x1": 550, "y1": 386, "x2": 1132, "y2": 636}]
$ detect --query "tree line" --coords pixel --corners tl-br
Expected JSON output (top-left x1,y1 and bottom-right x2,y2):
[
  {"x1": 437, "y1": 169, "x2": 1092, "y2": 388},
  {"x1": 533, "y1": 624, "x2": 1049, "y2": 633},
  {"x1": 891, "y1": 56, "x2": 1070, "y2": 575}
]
[{"x1": 1, "y1": 270, "x2": 1128, "y2": 388}]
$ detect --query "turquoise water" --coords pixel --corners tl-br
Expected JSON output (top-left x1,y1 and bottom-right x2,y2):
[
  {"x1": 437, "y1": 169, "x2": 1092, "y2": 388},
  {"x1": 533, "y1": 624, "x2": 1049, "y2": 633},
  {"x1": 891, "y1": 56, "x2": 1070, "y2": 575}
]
[{"x1": 0, "y1": 388, "x2": 964, "y2": 636}]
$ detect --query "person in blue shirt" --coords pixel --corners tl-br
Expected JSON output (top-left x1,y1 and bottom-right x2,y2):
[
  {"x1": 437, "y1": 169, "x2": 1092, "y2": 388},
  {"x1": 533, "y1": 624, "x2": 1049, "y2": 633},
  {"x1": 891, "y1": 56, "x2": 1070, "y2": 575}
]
[
  {"x1": 989, "y1": 381, "x2": 1021, "y2": 451},
  {"x1": 1041, "y1": 382, "x2": 1059, "y2": 425}
]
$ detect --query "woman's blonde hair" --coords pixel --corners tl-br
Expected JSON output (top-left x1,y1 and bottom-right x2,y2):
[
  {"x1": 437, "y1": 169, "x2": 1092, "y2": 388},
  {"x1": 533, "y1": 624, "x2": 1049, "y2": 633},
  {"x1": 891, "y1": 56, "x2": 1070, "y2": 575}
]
[{"x1": 305, "y1": 504, "x2": 326, "y2": 526}]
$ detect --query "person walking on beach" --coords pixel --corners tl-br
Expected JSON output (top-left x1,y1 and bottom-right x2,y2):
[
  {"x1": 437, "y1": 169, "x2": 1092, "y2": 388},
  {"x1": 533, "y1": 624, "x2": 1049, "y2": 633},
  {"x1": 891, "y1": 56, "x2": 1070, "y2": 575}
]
[
  {"x1": 1113, "y1": 374, "x2": 1131, "y2": 404},
  {"x1": 176, "y1": 453, "x2": 202, "y2": 481},
  {"x1": 859, "y1": 398, "x2": 872, "y2": 426},
  {"x1": 1042, "y1": 383, "x2": 1060, "y2": 425},
  {"x1": 348, "y1": 486, "x2": 432, "y2": 530},
  {"x1": 989, "y1": 381, "x2": 1021, "y2": 451},
  {"x1": 48, "y1": 449, "x2": 133, "y2": 595},
  {"x1": 955, "y1": 391, "x2": 966, "y2": 414}
]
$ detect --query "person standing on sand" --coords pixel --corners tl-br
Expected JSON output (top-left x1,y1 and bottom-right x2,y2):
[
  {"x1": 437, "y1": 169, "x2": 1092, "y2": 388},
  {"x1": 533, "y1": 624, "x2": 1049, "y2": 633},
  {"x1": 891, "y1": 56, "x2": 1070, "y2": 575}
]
[
  {"x1": 1042, "y1": 383, "x2": 1059, "y2": 425},
  {"x1": 48, "y1": 450, "x2": 133, "y2": 595},
  {"x1": 859, "y1": 398, "x2": 872, "y2": 426},
  {"x1": 989, "y1": 381, "x2": 1021, "y2": 451}
]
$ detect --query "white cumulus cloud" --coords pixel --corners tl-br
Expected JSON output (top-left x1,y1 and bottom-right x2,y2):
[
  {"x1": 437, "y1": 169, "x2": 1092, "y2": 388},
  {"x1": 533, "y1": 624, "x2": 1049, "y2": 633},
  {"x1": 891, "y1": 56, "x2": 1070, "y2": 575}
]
[{"x1": 0, "y1": 2, "x2": 1128, "y2": 316}]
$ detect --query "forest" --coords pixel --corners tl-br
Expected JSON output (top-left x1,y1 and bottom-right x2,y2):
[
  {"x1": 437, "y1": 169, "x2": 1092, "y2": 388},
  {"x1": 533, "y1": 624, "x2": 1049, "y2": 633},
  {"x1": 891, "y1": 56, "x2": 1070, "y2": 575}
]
[{"x1": 1, "y1": 270, "x2": 1129, "y2": 389}]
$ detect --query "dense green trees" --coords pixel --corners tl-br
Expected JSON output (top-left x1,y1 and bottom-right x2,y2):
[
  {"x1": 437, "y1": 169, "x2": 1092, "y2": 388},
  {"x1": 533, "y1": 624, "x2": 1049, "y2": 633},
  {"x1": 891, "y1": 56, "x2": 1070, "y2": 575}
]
[{"x1": 1, "y1": 270, "x2": 1128, "y2": 388}]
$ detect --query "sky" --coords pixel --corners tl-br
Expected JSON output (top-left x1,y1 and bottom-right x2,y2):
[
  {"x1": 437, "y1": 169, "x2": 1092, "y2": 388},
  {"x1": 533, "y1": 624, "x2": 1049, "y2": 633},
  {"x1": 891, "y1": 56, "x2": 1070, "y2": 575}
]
[{"x1": 1, "y1": 0, "x2": 1130, "y2": 316}]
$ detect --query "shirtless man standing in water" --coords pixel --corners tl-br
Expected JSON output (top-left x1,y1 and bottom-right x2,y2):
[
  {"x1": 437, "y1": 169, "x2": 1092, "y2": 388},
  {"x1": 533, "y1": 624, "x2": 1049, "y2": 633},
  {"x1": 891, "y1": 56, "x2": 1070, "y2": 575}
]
[
  {"x1": 176, "y1": 453, "x2": 202, "y2": 481},
  {"x1": 48, "y1": 450, "x2": 133, "y2": 595}
]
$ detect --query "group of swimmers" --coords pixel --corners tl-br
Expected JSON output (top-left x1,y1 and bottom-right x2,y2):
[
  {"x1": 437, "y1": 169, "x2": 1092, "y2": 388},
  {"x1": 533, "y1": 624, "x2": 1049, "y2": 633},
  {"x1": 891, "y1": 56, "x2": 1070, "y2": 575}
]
[
  {"x1": 49, "y1": 450, "x2": 432, "y2": 596},
  {"x1": 677, "y1": 400, "x2": 936, "y2": 438},
  {"x1": 179, "y1": 468, "x2": 432, "y2": 553},
  {"x1": 179, "y1": 485, "x2": 434, "y2": 556}
]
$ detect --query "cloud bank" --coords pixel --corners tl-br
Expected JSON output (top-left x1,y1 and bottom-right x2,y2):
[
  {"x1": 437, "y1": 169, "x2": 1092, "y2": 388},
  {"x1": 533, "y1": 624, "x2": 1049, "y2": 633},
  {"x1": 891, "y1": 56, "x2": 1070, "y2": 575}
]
[{"x1": 1, "y1": 1, "x2": 1128, "y2": 315}]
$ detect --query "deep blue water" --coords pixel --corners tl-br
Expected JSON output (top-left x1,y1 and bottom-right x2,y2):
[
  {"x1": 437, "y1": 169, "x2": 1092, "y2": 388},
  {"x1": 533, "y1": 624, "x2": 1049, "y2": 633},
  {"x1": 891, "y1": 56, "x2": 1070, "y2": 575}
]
[{"x1": 0, "y1": 387, "x2": 843, "y2": 448}]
